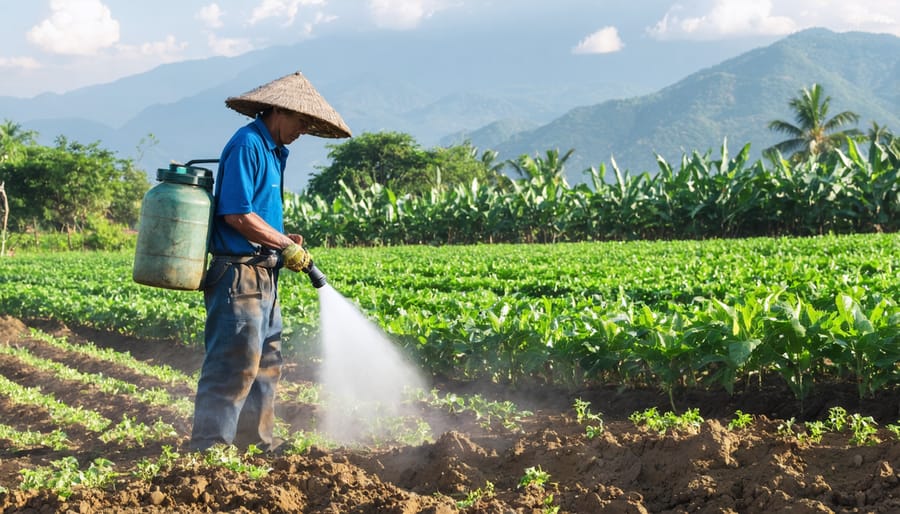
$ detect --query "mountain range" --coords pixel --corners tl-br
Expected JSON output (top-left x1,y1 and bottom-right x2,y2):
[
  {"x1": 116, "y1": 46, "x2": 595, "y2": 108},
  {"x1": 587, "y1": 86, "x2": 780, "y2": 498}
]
[{"x1": 1, "y1": 28, "x2": 897, "y2": 190}]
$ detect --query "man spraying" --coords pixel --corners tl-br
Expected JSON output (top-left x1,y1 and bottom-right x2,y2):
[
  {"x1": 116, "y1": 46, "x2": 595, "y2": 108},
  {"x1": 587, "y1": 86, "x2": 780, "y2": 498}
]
[{"x1": 190, "y1": 71, "x2": 350, "y2": 452}]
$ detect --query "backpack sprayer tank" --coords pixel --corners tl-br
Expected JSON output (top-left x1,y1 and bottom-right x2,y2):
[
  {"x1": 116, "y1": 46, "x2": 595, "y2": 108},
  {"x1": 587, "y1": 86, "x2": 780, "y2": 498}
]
[
  {"x1": 132, "y1": 159, "x2": 327, "y2": 290},
  {"x1": 132, "y1": 161, "x2": 216, "y2": 290}
]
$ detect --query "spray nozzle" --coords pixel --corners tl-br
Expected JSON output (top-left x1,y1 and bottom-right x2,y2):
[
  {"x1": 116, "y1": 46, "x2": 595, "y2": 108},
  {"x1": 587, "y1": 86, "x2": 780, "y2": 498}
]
[
  {"x1": 303, "y1": 261, "x2": 328, "y2": 289},
  {"x1": 284, "y1": 244, "x2": 328, "y2": 289}
]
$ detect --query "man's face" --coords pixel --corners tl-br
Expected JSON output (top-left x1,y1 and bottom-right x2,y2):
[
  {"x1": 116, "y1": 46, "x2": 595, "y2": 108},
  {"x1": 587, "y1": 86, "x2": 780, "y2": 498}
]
[{"x1": 271, "y1": 108, "x2": 308, "y2": 145}]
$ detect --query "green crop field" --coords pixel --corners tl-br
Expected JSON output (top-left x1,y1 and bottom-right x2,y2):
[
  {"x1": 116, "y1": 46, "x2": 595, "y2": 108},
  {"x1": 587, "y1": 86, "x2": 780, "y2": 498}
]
[{"x1": 1, "y1": 233, "x2": 897, "y2": 405}]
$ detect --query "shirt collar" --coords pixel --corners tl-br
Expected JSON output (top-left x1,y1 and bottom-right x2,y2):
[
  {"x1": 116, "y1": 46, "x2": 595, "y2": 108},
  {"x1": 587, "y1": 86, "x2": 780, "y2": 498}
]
[{"x1": 252, "y1": 116, "x2": 289, "y2": 158}]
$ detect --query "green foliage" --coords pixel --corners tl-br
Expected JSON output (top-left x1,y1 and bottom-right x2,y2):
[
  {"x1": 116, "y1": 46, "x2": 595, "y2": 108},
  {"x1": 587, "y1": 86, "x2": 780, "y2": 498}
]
[
  {"x1": 287, "y1": 140, "x2": 899, "y2": 245},
  {"x1": 19, "y1": 456, "x2": 117, "y2": 500},
  {"x1": 629, "y1": 407, "x2": 704, "y2": 435},
  {"x1": 0, "y1": 137, "x2": 148, "y2": 232},
  {"x1": 99, "y1": 416, "x2": 178, "y2": 448},
  {"x1": 765, "y1": 83, "x2": 861, "y2": 162},
  {"x1": 307, "y1": 133, "x2": 501, "y2": 202},
  {"x1": 133, "y1": 445, "x2": 179, "y2": 481},
  {"x1": 84, "y1": 215, "x2": 135, "y2": 251},
  {"x1": 727, "y1": 410, "x2": 753, "y2": 431},
  {"x1": 573, "y1": 398, "x2": 604, "y2": 438},
  {"x1": 0, "y1": 234, "x2": 897, "y2": 405},
  {"x1": 0, "y1": 424, "x2": 69, "y2": 451},
  {"x1": 0, "y1": 127, "x2": 149, "y2": 251},
  {"x1": 200, "y1": 445, "x2": 271, "y2": 479},
  {"x1": 421, "y1": 389, "x2": 532, "y2": 432},
  {"x1": 518, "y1": 465, "x2": 551, "y2": 489},
  {"x1": 456, "y1": 481, "x2": 495, "y2": 509}
]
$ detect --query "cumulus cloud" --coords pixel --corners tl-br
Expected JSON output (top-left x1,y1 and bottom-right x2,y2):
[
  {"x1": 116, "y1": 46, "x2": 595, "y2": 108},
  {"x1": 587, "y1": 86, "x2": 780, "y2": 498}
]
[
  {"x1": 806, "y1": 0, "x2": 900, "y2": 36},
  {"x1": 249, "y1": 0, "x2": 326, "y2": 26},
  {"x1": 368, "y1": 0, "x2": 452, "y2": 30},
  {"x1": 207, "y1": 34, "x2": 254, "y2": 57},
  {"x1": 573, "y1": 26, "x2": 624, "y2": 54},
  {"x1": 303, "y1": 11, "x2": 339, "y2": 36},
  {"x1": 648, "y1": 0, "x2": 797, "y2": 40},
  {"x1": 197, "y1": 4, "x2": 225, "y2": 29},
  {"x1": 115, "y1": 35, "x2": 188, "y2": 64},
  {"x1": 0, "y1": 57, "x2": 42, "y2": 70},
  {"x1": 139, "y1": 35, "x2": 189, "y2": 59},
  {"x1": 27, "y1": 0, "x2": 120, "y2": 56}
]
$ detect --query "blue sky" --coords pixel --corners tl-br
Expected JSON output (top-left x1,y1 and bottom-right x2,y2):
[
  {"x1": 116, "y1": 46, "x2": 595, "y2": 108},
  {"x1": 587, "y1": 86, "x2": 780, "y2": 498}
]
[{"x1": 2, "y1": 0, "x2": 899, "y2": 98}]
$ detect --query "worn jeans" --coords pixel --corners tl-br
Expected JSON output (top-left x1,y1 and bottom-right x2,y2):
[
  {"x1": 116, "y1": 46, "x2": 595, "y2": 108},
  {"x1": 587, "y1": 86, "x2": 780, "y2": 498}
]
[{"x1": 190, "y1": 256, "x2": 283, "y2": 451}]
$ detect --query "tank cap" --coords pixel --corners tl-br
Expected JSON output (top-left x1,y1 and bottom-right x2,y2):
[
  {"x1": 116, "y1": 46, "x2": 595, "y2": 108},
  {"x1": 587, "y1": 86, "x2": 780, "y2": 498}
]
[{"x1": 157, "y1": 163, "x2": 214, "y2": 190}]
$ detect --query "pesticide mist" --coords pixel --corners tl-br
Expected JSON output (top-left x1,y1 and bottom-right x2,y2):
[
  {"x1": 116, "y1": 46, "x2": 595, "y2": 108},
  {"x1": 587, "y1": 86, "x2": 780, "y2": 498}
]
[{"x1": 317, "y1": 284, "x2": 427, "y2": 444}]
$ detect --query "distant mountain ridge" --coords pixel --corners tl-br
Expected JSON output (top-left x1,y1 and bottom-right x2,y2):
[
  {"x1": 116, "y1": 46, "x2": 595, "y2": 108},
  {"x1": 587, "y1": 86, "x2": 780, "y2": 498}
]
[
  {"x1": 1, "y1": 28, "x2": 897, "y2": 190},
  {"x1": 482, "y1": 29, "x2": 900, "y2": 180}
]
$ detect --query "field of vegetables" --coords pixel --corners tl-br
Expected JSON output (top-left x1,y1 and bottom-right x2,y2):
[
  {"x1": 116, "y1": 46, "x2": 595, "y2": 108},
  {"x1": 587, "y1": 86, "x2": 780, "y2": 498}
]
[{"x1": 1, "y1": 233, "x2": 899, "y2": 513}]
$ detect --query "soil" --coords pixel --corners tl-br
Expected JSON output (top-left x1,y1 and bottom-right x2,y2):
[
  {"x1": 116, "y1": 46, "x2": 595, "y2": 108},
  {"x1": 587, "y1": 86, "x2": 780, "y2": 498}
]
[{"x1": 3, "y1": 315, "x2": 900, "y2": 513}]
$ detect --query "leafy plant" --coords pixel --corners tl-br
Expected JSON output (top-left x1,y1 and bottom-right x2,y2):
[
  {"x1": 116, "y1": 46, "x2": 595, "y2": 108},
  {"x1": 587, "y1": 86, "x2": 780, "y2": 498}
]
[
  {"x1": 202, "y1": 445, "x2": 271, "y2": 480},
  {"x1": 727, "y1": 410, "x2": 753, "y2": 431},
  {"x1": 573, "y1": 398, "x2": 604, "y2": 438},
  {"x1": 848, "y1": 414, "x2": 880, "y2": 446},
  {"x1": 133, "y1": 445, "x2": 180, "y2": 481},
  {"x1": 518, "y1": 465, "x2": 551, "y2": 489},
  {"x1": 456, "y1": 480, "x2": 495, "y2": 509},
  {"x1": 629, "y1": 407, "x2": 704, "y2": 435},
  {"x1": 19, "y1": 457, "x2": 117, "y2": 500},
  {"x1": 801, "y1": 421, "x2": 827, "y2": 444}
]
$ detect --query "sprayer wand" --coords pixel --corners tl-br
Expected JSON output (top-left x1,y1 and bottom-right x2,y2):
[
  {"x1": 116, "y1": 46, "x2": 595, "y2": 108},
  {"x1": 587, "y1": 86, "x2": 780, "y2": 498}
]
[{"x1": 303, "y1": 260, "x2": 328, "y2": 289}]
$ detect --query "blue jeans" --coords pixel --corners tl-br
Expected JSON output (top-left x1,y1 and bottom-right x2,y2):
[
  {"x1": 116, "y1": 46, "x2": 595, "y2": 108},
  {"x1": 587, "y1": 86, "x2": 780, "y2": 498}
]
[{"x1": 190, "y1": 256, "x2": 283, "y2": 451}]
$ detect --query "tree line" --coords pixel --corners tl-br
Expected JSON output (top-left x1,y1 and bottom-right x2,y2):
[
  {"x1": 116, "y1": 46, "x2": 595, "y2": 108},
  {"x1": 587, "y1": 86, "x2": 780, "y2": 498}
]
[
  {"x1": 0, "y1": 83, "x2": 897, "y2": 251},
  {"x1": 0, "y1": 122, "x2": 149, "y2": 251}
]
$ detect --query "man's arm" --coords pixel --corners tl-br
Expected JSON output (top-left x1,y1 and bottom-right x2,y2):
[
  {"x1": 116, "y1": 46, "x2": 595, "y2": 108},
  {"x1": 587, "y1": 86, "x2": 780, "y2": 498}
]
[{"x1": 222, "y1": 213, "x2": 302, "y2": 250}]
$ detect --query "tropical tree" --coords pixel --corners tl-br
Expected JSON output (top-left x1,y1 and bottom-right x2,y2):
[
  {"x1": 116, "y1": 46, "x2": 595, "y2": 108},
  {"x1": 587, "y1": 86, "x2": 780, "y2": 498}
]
[
  {"x1": 764, "y1": 84, "x2": 861, "y2": 162},
  {"x1": 0, "y1": 120, "x2": 37, "y2": 164},
  {"x1": 306, "y1": 132, "x2": 508, "y2": 200},
  {"x1": 507, "y1": 148, "x2": 575, "y2": 186},
  {"x1": 0, "y1": 137, "x2": 148, "y2": 233}
]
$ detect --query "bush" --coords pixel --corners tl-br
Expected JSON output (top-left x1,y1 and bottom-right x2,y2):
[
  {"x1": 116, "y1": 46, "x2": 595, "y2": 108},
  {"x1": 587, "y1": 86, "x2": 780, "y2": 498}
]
[{"x1": 84, "y1": 216, "x2": 135, "y2": 251}]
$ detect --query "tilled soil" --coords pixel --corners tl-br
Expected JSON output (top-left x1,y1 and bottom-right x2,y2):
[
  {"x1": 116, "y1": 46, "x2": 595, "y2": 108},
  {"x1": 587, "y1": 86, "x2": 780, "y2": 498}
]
[{"x1": 2, "y1": 315, "x2": 900, "y2": 513}]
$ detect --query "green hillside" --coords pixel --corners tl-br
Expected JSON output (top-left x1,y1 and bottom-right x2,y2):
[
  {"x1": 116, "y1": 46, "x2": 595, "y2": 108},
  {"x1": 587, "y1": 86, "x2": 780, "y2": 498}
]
[{"x1": 486, "y1": 28, "x2": 900, "y2": 181}]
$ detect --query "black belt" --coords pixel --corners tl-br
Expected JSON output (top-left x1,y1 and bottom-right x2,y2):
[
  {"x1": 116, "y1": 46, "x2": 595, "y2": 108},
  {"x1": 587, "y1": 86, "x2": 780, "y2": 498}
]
[{"x1": 212, "y1": 254, "x2": 282, "y2": 269}]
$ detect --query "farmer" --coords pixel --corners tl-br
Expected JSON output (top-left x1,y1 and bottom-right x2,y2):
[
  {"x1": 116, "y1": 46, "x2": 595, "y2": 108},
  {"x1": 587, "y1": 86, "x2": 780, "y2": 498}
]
[{"x1": 190, "y1": 71, "x2": 351, "y2": 452}]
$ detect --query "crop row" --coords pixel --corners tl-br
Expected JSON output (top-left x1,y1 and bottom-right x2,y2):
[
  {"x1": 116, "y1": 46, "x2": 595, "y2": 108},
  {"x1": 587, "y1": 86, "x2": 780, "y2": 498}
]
[
  {"x1": 285, "y1": 140, "x2": 900, "y2": 245},
  {"x1": 0, "y1": 234, "x2": 897, "y2": 402}
]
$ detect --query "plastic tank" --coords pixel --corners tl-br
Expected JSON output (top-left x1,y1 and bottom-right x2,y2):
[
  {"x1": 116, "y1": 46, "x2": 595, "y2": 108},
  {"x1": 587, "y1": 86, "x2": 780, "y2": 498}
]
[{"x1": 132, "y1": 163, "x2": 215, "y2": 290}]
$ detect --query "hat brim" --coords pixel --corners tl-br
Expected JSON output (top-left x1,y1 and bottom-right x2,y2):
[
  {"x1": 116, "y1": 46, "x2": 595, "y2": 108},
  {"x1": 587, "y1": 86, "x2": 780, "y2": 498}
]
[{"x1": 225, "y1": 71, "x2": 351, "y2": 139}]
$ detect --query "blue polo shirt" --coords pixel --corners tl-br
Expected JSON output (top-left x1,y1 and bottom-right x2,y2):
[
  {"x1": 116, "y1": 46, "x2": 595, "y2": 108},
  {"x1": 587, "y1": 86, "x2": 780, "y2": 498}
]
[{"x1": 209, "y1": 117, "x2": 290, "y2": 255}]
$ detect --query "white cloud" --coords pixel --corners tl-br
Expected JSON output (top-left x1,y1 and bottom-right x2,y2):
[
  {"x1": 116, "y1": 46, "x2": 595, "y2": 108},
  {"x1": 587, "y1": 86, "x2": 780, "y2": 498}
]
[
  {"x1": 115, "y1": 35, "x2": 188, "y2": 64},
  {"x1": 207, "y1": 34, "x2": 254, "y2": 57},
  {"x1": 27, "y1": 0, "x2": 120, "y2": 56},
  {"x1": 197, "y1": 4, "x2": 225, "y2": 29},
  {"x1": 368, "y1": 0, "x2": 449, "y2": 30},
  {"x1": 250, "y1": 0, "x2": 326, "y2": 26},
  {"x1": 800, "y1": 0, "x2": 900, "y2": 36},
  {"x1": 649, "y1": 0, "x2": 900, "y2": 40},
  {"x1": 303, "y1": 11, "x2": 339, "y2": 36},
  {"x1": 648, "y1": 0, "x2": 797, "y2": 40},
  {"x1": 0, "y1": 57, "x2": 42, "y2": 70},
  {"x1": 139, "y1": 35, "x2": 189, "y2": 60},
  {"x1": 573, "y1": 27, "x2": 624, "y2": 54}
]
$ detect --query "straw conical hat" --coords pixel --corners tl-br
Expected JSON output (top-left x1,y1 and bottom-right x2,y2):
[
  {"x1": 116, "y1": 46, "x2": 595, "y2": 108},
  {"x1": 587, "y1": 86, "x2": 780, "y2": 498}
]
[{"x1": 225, "y1": 71, "x2": 351, "y2": 139}]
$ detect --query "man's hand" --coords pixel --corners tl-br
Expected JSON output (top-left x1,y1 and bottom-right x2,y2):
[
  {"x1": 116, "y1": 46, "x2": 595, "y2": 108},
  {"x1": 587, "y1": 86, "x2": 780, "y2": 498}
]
[{"x1": 282, "y1": 243, "x2": 311, "y2": 272}]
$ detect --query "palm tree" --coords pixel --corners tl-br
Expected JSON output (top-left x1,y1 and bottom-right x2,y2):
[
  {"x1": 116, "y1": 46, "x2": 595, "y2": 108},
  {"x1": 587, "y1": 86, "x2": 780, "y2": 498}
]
[
  {"x1": 0, "y1": 120, "x2": 37, "y2": 164},
  {"x1": 507, "y1": 148, "x2": 575, "y2": 186},
  {"x1": 764, "y1": 84, "x2": 861, "y2": 162}
]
